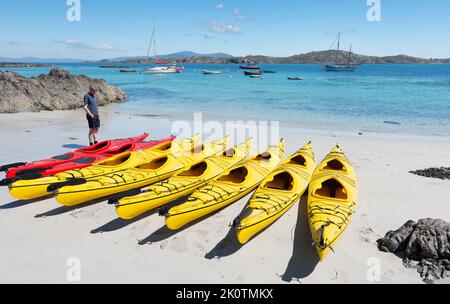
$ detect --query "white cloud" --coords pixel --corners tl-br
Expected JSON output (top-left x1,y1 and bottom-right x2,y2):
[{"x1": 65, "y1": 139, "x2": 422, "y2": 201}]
[
  {"x1": 52, "y1": 40, "x2": 125, "y2": 52},
  {"x1": 215, "y1": 3, "x2": 224, "y2": 9},
  {"x1": 209, "y1": 20, "x2": 240, "y2": 33},
  {"x1": 233, "y1": 8, "x2": 244, "y2": 21},
  {"x1": 203, "y1": 33, "x2": 215, "y2": 40}
]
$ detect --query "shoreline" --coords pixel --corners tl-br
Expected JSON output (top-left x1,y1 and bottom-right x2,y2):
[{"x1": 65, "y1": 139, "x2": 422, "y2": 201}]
[
  {"x1": 109, "y1": 106, "x2": 450, "y2": 142},
  {"x1": 4, "y1": 107, "x2": 450, "y2": 142},
  {"x1": 1, "y1": 109, "x2": 449, "y2": 284}
]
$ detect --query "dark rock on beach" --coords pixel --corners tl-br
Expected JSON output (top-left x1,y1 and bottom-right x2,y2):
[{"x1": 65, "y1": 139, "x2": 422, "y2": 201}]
[
  {"x1": 0, "y1": 68, "x2": 127, "y2": 113},
  {"x1": 410, "y1": 167, "x2": 450, "y2": 180},
  {"x1": 377, "y1": 220, "x2": 417, "y2": 253},
  {"x1": 377, "y1": 218, "x2": 450, "y2": 283}
]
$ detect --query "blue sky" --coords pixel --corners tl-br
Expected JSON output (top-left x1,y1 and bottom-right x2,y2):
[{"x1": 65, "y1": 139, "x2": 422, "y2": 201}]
[{"x1": 0, "y1": 0, "x2": 449, "y2": 59}]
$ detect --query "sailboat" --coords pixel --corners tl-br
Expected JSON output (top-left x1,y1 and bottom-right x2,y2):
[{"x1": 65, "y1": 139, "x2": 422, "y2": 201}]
[
  {"x1": 325, "y1": 33, "x2": 357, "y2": 72},
  {"x1": 144, "y1": 20, "x2": 179, "y2": 74}
]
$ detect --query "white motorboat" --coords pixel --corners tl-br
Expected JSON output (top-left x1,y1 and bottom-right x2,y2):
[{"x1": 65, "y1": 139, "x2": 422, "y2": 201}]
[{"x1": 144, "y1": 66, "x2": 179, "y2": 74}]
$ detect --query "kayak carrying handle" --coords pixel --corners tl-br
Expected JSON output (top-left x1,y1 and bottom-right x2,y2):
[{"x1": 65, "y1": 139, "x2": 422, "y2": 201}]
[
  {"x1": 158, "y1": 207, "x2": 169, "y2": 217},
  {"x1": 0, "y1": 172, "x2": 43, "y2": 185},
  {"x1": 108, "y1": 188, "x2": 143, "y2": 205},
  {"x1": 0, "y1": 162, "x2": 27, "y2": 172},
  {"x1": 13, "y1": 172, "x2": 44, "y2": 181},
  {"x1": 0, "y1": 178, "x2": 14, "y2": 186},
  {"x1": 15, "y1": 167, "x2": 47, "y2": 177},
  {"x1": 47, "y1": 178, "x2": 87, "y2": 192}
]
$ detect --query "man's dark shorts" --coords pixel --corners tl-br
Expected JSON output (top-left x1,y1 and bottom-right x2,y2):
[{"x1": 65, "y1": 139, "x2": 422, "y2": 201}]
[{"x1": 87, "y1": 115, "x2": 101, "y2": 129}]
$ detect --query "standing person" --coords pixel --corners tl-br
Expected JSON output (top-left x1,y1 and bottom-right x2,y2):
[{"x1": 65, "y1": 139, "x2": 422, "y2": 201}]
[{"x1": 83, "y1": 86, "x2": 101, "y2": 146}]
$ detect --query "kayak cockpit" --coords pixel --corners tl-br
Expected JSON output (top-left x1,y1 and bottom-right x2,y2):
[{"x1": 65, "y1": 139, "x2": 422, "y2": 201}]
[
  {"x1": 323, "y1": 159, "x2": 346, "y2": 172},
  {"x1": 314, "y1": 179, "x2": 348, "y2": 200},
  {"x1": 98, "y1": 152, "x2": 132, "y2": 167},
  {"x1": 287, "y1": 155, "x2": 307, "y2": 166},
  {"x1": 262, "y1": 171, "x2": 294, "y2": 191},
  {"x1": 178, "y1": 162, "x2": 208, "y2": 177},
  {"x1": 137, "y1": 156, "x2": 169, "y2": 170},
  {"x1": 218, "y1": 166, "x2": 249, "y2": 184}
]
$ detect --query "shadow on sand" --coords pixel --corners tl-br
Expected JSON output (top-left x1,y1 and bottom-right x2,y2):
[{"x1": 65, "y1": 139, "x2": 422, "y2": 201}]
[
  {"x1": 204, "y1": 197, "x2": 285, "y2": 259},
  {"x1": 34, "y1": 199, "x2": 105, "y2": 218},
  {"x1": 204, "y1": 225, "x2": 243, "y2": 259},
  {"x1": 281, "y1": 195, "x2": 320, "y2": 282},
  {"x1": 0, "y1": 195, "x2": 54, "y2": 210},
  {"x1": 91, "y1": 210, "x2": 157, "y2": 234},
  {"x1": 62, "y1": 144, "x2": 86, "y2": 149},
  {"x1": 137, "y1": 197, "x2": 204, "y2": 245}
]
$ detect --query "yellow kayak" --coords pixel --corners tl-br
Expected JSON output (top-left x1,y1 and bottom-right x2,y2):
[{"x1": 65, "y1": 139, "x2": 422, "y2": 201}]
[
  {"x1": 55, "y1": 137, "x2": 229, "y2": 207},
  {"x1": 8, "y1": 135, "x2": 200, "y2": 200},
  {"x1": 236, "y1": 142, "x2": 316, "y2": 245},
  {"x1": 114, "y1": 139, "x2": 252, "y2": 220},
  {"x1": 165, "y1": 140, "x2": 285, "y2": 230},
  {"x1": 307, "y1": 145, "x2": 357, "y2": 261}
]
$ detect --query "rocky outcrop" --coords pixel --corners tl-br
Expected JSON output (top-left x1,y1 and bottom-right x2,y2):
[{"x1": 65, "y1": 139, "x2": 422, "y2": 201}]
[
  {"x1": 377, "y1": 218, "x2": 450, "y2": 283},
  {"x1": 0, "y1": 68, "x2": 127, "y2": 113},
  {"x1": 410, "y1": 168, "x2": 450, "y2": 180}
]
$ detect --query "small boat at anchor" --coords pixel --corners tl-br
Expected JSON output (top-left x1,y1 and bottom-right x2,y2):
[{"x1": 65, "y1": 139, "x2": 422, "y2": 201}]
[
  {"x1": 244, "y1": 71, "x2": 262, "y2": 76},
  {"x1": 325, "y1": 32, "x2": 358, "y2": 72},
  {"x1": 143, "y1": 20, "x2": 180, "y2": 75},
  {"x1": 144, "y1": 66, "x2": 179, "y2": 74},
  {"x1": 203, "y1": 70, "x2": 222, "y2": 75},
  {"x1": 288, "y1": 76, "x2": 304, "y2": 81},
  {"x1": 120, "y1": 69, "x2": 137, "y2": 73},
  {"x1": 240, "y1": 64, "x2": 261, "y2": 70},
  {"x1": 169, "y1": 64, "x2": 184, "y2": 72}
]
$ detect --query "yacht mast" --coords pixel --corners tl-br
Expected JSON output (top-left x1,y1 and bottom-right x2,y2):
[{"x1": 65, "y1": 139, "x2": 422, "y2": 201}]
[{"x1": 335, "y1": 32, "x2": 341, "y2": 65}]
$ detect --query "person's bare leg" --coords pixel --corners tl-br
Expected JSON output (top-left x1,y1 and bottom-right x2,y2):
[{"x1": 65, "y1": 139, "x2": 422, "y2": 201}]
[
  {"x1": 89, "y1": 129, "x2": 95, "y2": 145},
  {"x1": 93, "y1": 128, "x2": 99, "y2": 143}
]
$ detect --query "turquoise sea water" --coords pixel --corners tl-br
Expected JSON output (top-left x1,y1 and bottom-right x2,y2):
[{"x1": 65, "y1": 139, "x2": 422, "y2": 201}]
[{"x1": 3, "y1": 63, "x2": 450, "y2": 136}]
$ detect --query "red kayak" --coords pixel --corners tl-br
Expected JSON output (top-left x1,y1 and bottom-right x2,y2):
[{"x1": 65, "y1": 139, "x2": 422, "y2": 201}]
[
  {"x1": 1, "y1": 134, "x2": 163, "y2": 180},
  {"x1": 12, "y1": 136, "x2": 176, "y2": 179}
]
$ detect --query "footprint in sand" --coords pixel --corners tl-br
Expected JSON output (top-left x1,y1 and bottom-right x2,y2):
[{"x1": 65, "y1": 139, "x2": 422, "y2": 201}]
[
  {"x1": 195, "y1": 230, "x2": 209, "y2": 238},
  {"x1": 359, "y1": 227, "x2": 380, "y2": 243},
  {"x1": 169, "y1": 236, "x2": 189, "y2": 253},
  {"x1": 384, "y1": 269, "x2": 396, "y2": 278}
]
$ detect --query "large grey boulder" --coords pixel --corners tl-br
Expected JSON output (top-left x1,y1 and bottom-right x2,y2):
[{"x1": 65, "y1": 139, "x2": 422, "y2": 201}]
[
  {"x1": 0, "y1": 68, "x2": 127, "y2": 113},
  {"x1": 377, "y1": 218, "x2": 450, "y2": 283}
]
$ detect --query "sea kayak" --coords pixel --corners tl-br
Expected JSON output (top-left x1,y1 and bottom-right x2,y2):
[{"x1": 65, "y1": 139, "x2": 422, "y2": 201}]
[
  {"x1": 307, "y1": 145, "x2": 357, "y2": 261},
  {"x1": 55, "y1": 137, "x2": 229, "y2": 207},
  {"x1": 165, "y1": 139, "x2": 284, "y2": 230},
  {"x1": 7, "y1": 135, "x2": 202, "y2": 201},
  {"x1": 236, "y1": 142, "x2": 316, "y2": 244},
  {"x1": 114, "y1": 139, "x2": 252, "y2": 220},
  {"x1": 2, "y1": 134, "x2": 149, "y2": 180}
]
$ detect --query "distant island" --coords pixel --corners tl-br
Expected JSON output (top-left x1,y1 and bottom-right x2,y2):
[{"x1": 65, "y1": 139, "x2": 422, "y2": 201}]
[
  {"x1": 1, "y1": 50, "x2": 449, "y2": 65},
  {"x1": 0, "y1": 62, "x2": 54, "y2": 68},
  {"x1": 113, "y1": 51, "x2": 450, "y2": 65}
]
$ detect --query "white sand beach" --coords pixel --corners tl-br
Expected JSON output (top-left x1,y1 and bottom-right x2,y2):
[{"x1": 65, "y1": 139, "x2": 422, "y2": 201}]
[{"x1": 1, "y1": 108, "x2": 449, "y2": 284}]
